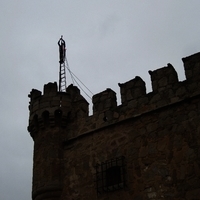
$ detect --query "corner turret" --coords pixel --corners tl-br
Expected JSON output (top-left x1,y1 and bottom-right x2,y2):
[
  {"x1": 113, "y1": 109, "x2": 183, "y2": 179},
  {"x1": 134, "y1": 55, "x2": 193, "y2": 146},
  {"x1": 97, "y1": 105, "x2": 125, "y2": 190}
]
[{"x1": 28, "y1": 82, "x2": 88, "y2": 200}]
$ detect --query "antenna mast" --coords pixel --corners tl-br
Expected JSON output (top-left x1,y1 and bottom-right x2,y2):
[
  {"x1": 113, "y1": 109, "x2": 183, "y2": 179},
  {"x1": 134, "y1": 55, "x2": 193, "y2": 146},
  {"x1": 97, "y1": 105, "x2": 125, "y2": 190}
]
[
  {"x1": 58, "y1": 36, "x2": 67, "y2": 92},
  {"x1": 57, "y1": 36, "x2": 93, "y2": 99}
]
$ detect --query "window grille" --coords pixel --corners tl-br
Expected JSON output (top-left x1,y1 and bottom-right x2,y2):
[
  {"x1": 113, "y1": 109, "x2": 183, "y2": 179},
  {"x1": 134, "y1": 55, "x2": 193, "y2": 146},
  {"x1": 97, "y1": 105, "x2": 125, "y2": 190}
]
[{"x1": 96, "y1": 156, "x2": 126, "y2": 194}]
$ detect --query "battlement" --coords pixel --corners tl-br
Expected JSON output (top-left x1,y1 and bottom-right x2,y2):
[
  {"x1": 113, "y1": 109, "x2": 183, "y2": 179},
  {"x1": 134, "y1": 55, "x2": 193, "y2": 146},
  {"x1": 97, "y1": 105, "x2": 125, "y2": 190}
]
[
  {"x1": 28, "y1": 82, "x2": 89, "y2": 139},
  {"x1": 28, "y1": 52, "x2": 200, "y2": 139}
]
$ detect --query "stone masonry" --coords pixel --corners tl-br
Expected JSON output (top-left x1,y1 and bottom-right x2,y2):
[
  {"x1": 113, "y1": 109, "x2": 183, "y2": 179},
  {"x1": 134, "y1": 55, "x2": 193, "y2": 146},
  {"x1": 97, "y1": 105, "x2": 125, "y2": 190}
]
[{"x1": 28, "y1": 52, "x2": 200, "y2": 200}]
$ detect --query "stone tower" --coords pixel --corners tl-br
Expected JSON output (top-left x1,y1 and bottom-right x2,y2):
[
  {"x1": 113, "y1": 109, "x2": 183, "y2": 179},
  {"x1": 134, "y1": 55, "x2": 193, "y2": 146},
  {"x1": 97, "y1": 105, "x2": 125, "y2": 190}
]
[
  {"x1": 28, "y1": 83, "x2": 88, "y2": 200},
  {"x1": 28, "y1": 52, "x2": 200, "y2": 200}
]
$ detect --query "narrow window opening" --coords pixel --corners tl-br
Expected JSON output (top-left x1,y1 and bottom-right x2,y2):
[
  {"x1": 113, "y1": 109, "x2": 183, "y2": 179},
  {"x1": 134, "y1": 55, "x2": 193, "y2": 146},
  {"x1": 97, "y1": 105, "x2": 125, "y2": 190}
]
[{"x1": 54, "y1": 109, "x2": 62, "y2": 125}]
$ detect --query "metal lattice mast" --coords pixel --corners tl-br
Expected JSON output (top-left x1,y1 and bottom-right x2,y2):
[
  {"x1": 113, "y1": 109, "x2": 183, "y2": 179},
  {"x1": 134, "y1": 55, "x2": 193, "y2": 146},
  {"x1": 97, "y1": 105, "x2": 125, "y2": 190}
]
[
  {"x1": 59, "y1": 61, "x2": 67, "y2": 92},
  {"x1": 58, "y1": 36, "x2": 67, "y2": 92}
]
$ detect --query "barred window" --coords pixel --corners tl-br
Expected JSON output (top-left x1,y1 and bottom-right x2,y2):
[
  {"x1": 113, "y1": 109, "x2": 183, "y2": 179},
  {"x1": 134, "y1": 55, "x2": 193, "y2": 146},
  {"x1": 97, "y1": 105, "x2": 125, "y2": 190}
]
[{"x1": 96, "y1": 156, "x2": 126, "y2": 194}]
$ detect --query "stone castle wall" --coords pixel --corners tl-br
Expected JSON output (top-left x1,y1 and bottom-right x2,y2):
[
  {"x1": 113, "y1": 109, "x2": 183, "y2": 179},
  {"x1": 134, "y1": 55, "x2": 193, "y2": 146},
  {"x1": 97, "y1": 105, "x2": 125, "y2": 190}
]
[
  {"x1": 62, "y1": 95, "x2": 200, "y2": 199},
  {"x1": 28, "y1": 52, "x2": 200, "y2": 200}
]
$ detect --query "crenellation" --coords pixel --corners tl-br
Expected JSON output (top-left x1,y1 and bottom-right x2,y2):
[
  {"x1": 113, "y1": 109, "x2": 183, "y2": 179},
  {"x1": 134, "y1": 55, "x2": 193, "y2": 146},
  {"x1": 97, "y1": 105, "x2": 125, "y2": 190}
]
[
  {"x1": 28, "y1": 52, "x2": 200, "y2": 136},
  {"x1": 28, "y1": 83, "x2": 90, "y2": 139},
  {"x1": 182, "y1": 52, "x2": 200, "y2": 81},
  {"x1": 43, "y1": 82, "x2": 57, "y2": 96},
  {"x1": 28, "y1": 89, "x2": 41, "y2": 102},
  {"x1": 92, "y1": 88, "x2": 117, "y2": 114},
  {"x1": 75, "y1": 52, "x2": 200, "y2": 135},
  {"x1": 119, "y1": 76, "x2": 146, "y2": 105},
  {"x1": 66, "y1": 84, "x2": 82, "y2": 101},
  {"x1": 149, "y1": 64, "x2": 179, "y2": 92}
]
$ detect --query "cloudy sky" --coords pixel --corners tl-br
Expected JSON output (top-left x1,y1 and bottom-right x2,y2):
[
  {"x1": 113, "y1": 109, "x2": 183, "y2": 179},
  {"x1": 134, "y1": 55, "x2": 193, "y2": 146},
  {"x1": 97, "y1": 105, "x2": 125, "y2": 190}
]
[{"x1": 1, "y1": 1, "x2": 200, "y2": 199}]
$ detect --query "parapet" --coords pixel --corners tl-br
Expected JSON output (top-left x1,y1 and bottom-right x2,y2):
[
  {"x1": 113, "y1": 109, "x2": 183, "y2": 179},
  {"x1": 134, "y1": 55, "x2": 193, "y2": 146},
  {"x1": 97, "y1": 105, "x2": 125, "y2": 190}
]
[
  {"x1": 28, "y1": 52, "x2": 200, "y2": 138},
  {"x1": 28, "y1": 82, "x2": 89, "y2": 139},
  {"x1": 75, "y1": 52, "x2": 200, "y2": 135}
]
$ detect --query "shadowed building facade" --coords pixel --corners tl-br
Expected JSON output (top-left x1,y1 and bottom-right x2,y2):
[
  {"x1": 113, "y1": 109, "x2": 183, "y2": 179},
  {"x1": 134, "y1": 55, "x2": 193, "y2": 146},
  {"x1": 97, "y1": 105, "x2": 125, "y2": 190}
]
[{"x1": 28, "y1": 52, "x2": 200, "y2": 200}]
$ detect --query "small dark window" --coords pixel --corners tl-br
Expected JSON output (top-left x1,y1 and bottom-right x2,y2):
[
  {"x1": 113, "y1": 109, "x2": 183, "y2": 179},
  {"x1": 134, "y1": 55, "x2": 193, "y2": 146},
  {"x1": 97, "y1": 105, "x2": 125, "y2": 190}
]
[
  {"x1": 106, "y1": 166, "x2": 121, "y2": 187},
  {"x1": 54, "y1": 109, "x2": 62, "y2": 125},
  {"x1": 96, "y1": 156, "x2": 126, "y2": 194}
]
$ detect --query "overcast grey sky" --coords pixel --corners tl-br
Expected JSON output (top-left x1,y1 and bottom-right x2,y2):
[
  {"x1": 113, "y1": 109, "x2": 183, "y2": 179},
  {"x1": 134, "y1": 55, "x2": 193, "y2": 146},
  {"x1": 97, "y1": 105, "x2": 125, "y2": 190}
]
[{"x1": 1, "y1": 1, "x2": 200, "y2": 199}]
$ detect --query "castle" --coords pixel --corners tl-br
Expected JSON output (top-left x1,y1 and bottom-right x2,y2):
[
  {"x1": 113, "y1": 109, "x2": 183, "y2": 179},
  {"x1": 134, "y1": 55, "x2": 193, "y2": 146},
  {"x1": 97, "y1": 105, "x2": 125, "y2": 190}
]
[{"x1": 28, "y1": 52, "x2": 200, "y2": 200}]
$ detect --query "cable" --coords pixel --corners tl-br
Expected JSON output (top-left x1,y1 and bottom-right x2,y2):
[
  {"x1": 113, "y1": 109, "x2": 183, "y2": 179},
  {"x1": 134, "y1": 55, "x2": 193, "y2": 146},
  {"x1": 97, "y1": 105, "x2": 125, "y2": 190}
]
[
  {"x1": 65, "y1": 58, "x2": 93, "y2": 100},
  {"x1": 71, "y1": 73, "x2": 92, "y2": 100},
  {"x1": 65, "y1": 58, "x2": 74, "y2": 85},
  {"x1": 66, "y1": 66, "x2": 94, "y2": 96}
]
